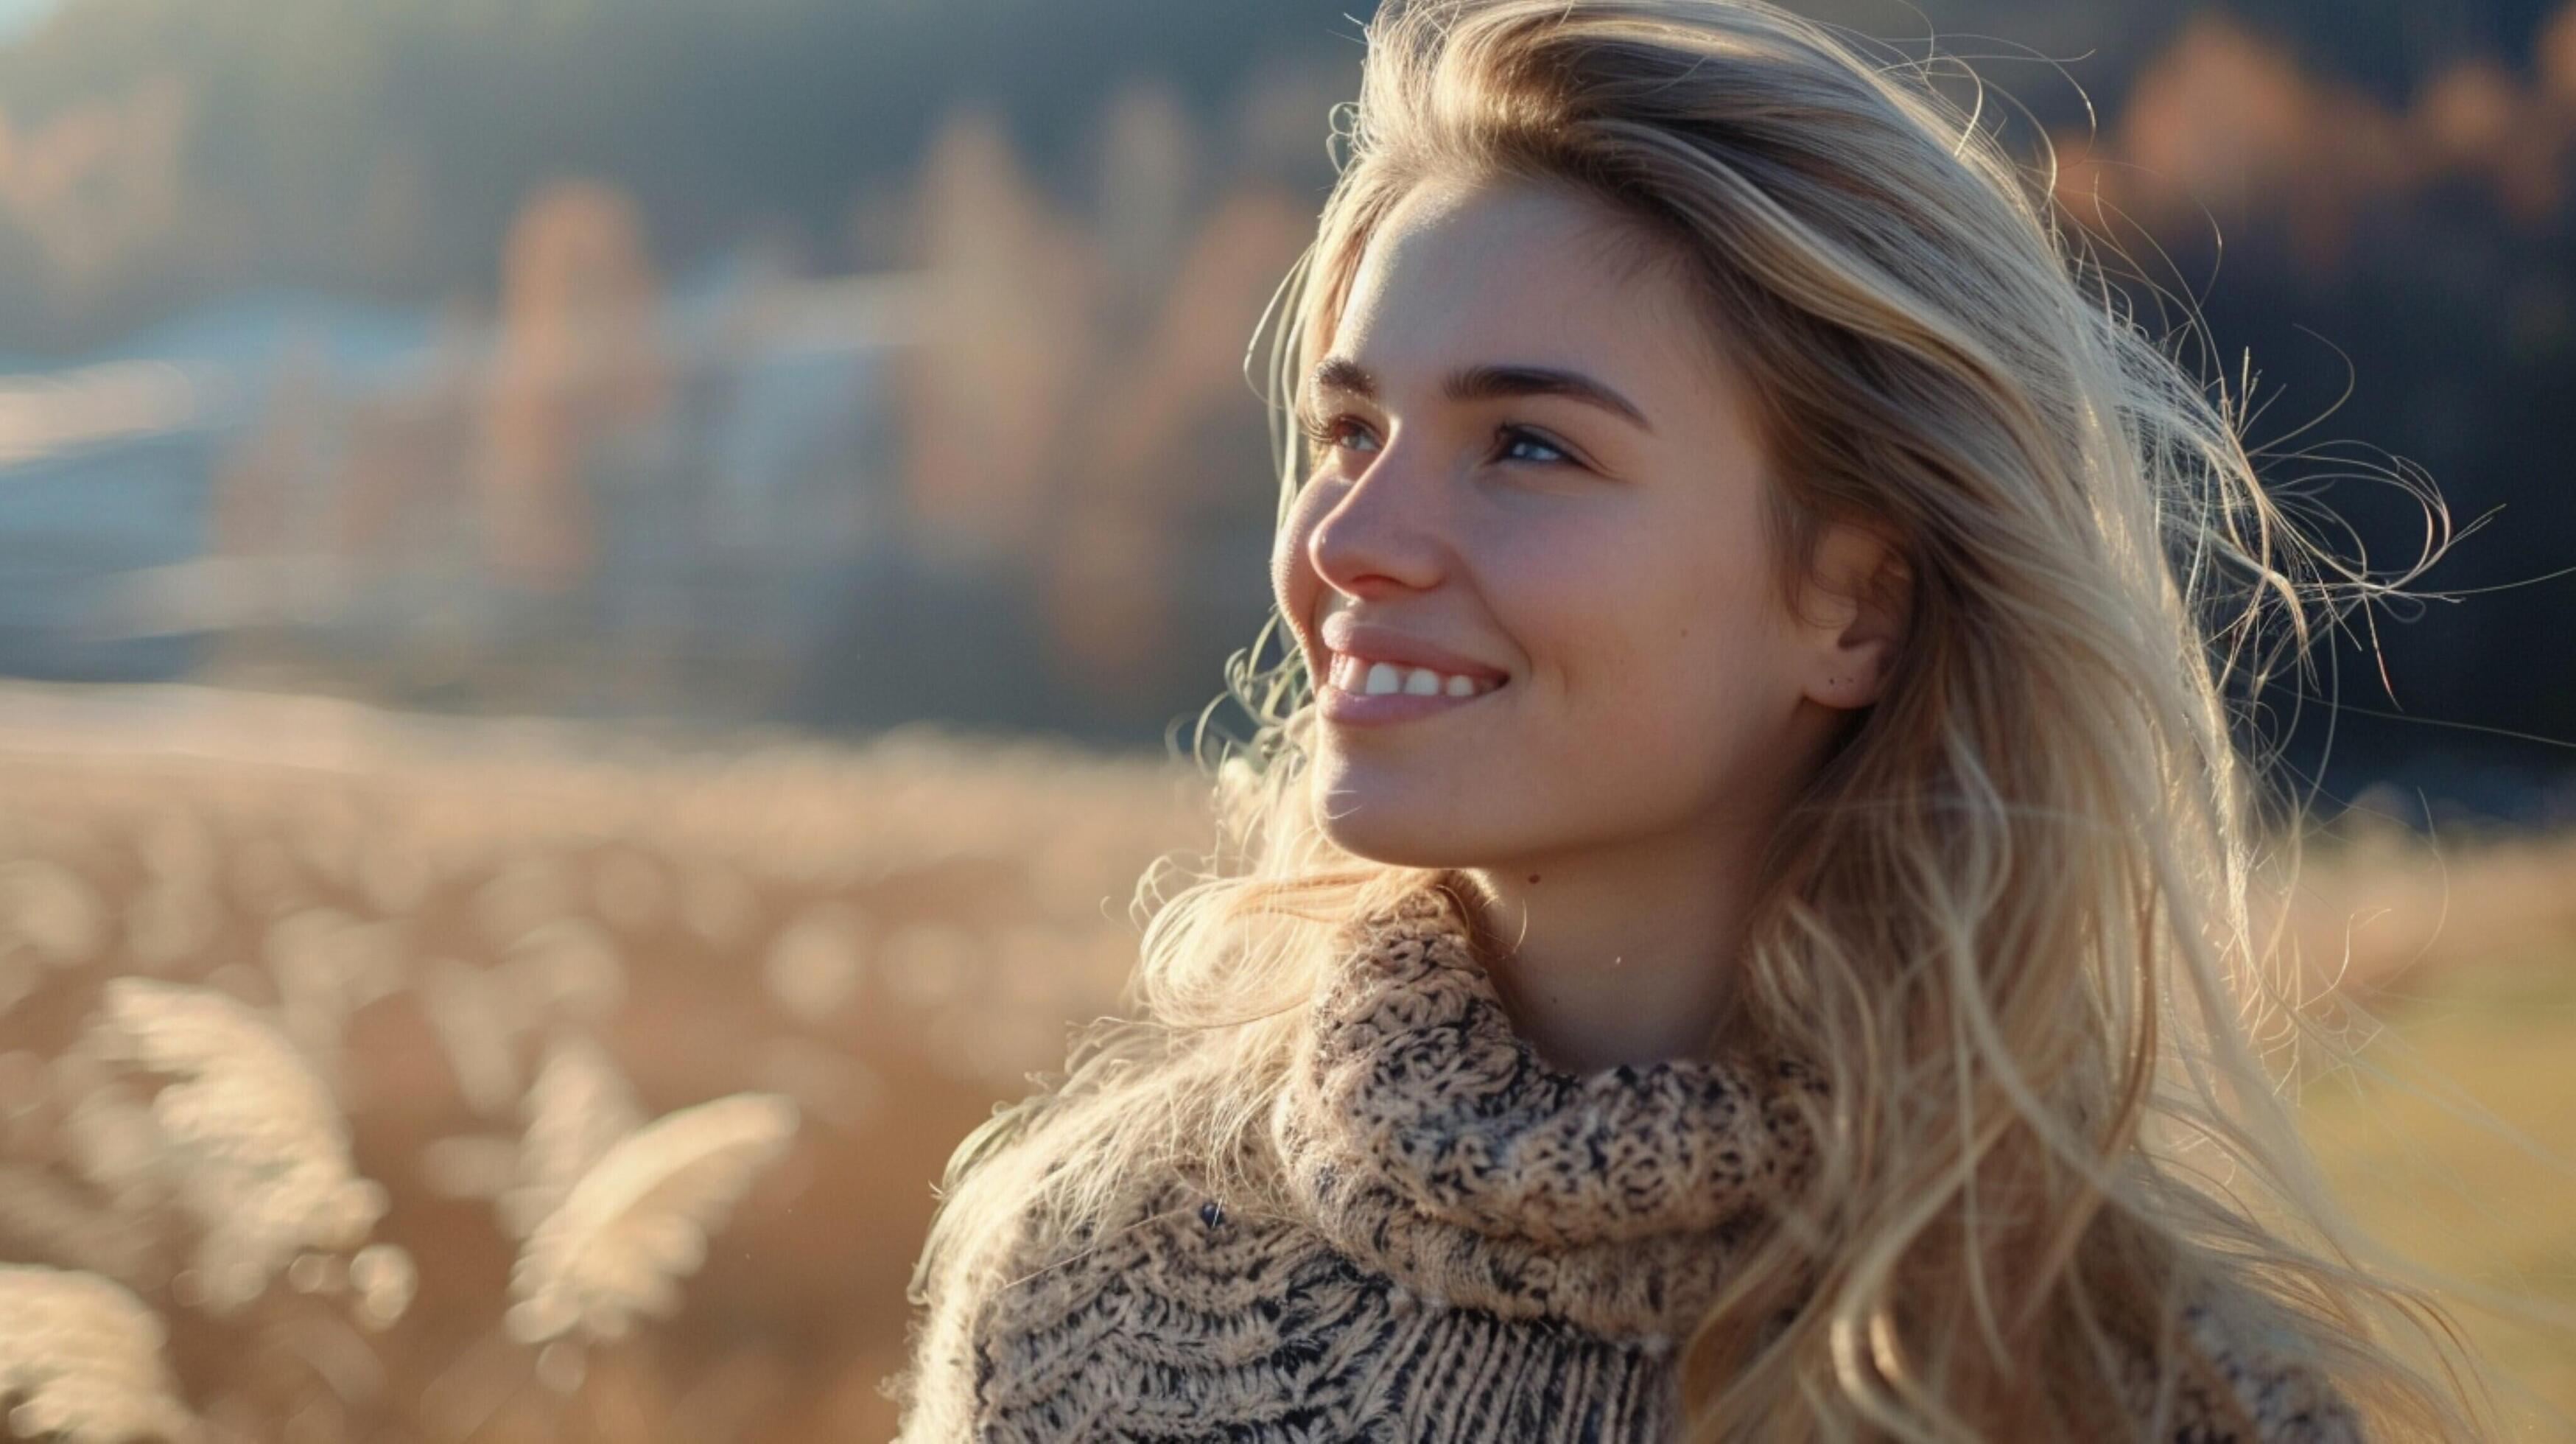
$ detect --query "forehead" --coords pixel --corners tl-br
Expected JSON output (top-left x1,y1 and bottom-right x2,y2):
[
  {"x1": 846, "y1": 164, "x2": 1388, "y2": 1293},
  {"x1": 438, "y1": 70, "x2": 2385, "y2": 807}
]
[{"x1": 1328, "y1": 176, "x2": 1722, "y2": 393}]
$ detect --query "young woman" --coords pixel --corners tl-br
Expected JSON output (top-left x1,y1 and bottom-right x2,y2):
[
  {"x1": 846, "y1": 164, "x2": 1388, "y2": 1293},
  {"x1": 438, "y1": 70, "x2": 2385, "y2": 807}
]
[{"x1": 888, "y1": 0, "x2": 2497, "y2": 1437}]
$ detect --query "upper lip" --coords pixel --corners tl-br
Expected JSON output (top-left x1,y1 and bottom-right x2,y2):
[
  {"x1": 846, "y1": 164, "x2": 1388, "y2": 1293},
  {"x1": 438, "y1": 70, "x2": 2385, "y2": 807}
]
[{"x1": 1319, "y1": 611, "x2": 1509, "y2": 683}]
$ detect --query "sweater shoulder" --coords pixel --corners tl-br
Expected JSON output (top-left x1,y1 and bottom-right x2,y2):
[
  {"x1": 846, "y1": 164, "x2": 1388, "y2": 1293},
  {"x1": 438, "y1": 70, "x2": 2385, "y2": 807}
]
[
  {"x1": 2119, "y1": 1286, "x2": 2370, "y2": 1443},
  {"x1": 884, "y1": 1152, "x2": 1216, "y2": 1442},
  {"x1": 882, "y1": 1143, "x2": 1084, "y2": 1443}
]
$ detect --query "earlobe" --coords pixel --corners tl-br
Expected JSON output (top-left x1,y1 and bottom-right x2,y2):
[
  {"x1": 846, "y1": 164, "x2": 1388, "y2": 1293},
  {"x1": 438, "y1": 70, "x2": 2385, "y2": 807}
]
[
  {"x1": 1803, "y1": 522, "x2": 1909, "y2": 710},
  {"x1": 1814, "y1": 637, "x2": 1894, "y2": 709}
]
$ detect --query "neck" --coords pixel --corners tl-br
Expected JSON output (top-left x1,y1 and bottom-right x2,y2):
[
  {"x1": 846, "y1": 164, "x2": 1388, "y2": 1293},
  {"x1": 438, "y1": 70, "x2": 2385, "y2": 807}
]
[{"x1": 1456, "y1": 821, "x2": 1772, "y2": 1074}]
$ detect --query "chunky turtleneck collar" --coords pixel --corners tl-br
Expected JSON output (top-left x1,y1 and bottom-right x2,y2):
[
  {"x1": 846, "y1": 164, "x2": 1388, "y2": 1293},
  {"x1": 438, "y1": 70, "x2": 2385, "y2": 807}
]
[{"x1": 1266, "y1": 869, "x2": 1825, "y2": 1345}]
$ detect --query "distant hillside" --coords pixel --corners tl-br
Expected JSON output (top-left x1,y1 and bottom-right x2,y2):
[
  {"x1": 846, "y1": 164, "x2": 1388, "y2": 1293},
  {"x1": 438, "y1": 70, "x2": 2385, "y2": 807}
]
[{"x1": 0, "y1": 0, "x2": 2559, "y2": 351}]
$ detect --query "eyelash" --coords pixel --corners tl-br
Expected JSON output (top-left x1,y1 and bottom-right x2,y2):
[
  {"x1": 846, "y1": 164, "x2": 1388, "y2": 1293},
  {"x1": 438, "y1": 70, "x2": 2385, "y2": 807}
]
[{"x1": 1296, "y1": 411, "x2": 1578, "y2": 469}]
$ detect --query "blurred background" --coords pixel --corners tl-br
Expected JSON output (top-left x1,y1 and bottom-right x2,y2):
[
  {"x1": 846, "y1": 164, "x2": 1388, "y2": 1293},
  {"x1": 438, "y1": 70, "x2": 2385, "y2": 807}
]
[{"x1": 0, "y1": 0, "x2": 2569, "y2": 1438}]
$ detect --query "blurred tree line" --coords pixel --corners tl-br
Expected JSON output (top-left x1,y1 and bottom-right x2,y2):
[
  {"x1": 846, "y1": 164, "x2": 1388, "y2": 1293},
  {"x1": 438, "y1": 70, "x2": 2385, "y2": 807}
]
[{"x1": 0, "y1": 0, "x2": 1373, "y2": 350}]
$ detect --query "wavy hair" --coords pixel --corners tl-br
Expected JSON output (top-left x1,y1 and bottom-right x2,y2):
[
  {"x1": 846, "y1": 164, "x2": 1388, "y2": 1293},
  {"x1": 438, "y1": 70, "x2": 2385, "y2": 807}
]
[{"x1": 894, "y1": 0, "x2": 2505, "y2": 1437}]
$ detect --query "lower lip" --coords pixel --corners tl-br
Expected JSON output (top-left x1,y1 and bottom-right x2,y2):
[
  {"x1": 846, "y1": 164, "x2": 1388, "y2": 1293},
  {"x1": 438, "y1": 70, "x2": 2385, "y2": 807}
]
[{"x1": 1319, "y1": 677, "x2": 1507, "y2": 727}]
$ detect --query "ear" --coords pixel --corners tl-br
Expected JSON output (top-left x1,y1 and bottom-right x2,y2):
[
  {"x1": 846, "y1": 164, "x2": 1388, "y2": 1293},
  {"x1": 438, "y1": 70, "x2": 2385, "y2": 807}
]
[{"x1": 1797, "y1": 520, "x2": 1909, "y2": 711}]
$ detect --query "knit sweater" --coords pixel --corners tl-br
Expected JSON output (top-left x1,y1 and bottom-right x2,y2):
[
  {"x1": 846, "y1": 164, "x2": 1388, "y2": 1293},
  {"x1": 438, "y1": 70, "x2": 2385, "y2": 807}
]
[{"x1": 889, "y1": 872, "x2": 2366, "y2": 1442}]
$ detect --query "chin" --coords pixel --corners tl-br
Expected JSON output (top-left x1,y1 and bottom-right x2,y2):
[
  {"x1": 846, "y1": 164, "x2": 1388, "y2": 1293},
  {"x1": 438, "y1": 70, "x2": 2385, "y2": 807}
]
[{"x1": 1313, "y1": 787, "x2": 1478, "y2": 870}]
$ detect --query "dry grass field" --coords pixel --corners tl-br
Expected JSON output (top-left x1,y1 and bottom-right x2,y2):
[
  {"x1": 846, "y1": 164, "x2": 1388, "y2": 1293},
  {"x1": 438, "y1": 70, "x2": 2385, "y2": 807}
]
[{"x1": 0, "y1": 682, "x2": 2565, "y2": 1442}]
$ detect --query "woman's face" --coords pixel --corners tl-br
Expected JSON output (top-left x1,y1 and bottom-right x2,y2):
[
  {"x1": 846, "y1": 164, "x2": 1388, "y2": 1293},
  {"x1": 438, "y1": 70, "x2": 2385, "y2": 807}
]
[{"x1": 1273, "y1": 175, "x2": 1889, "y2": 871}]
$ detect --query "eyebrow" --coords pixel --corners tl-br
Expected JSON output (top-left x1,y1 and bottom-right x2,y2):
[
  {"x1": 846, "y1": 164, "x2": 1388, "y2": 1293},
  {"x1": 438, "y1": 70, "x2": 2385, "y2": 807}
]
[{"x1": 1307, "y1": 355, "x2": 1655, "y2": 435}]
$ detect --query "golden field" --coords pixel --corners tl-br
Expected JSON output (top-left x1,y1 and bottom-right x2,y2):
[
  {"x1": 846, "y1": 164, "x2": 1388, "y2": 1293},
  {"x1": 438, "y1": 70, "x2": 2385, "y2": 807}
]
[{"x1": 0, "y1": 682, "x2": 2565, "y2": 1442}]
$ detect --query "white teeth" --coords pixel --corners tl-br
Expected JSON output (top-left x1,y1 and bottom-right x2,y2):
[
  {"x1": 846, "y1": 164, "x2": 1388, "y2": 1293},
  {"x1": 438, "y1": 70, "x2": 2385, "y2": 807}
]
[{"x1": 1337, "y1": 653, "x2": 1501, "y2": 700}]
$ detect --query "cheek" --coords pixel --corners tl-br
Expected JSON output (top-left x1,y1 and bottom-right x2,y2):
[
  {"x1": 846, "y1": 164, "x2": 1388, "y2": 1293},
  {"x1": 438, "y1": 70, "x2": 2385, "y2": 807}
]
[
  {"x1": 1522, "y1": 520, "x2": 1764, "y2": 740},
  {"x1": 1516, "y1": 528, "x2": 1708, "y2": 685}
]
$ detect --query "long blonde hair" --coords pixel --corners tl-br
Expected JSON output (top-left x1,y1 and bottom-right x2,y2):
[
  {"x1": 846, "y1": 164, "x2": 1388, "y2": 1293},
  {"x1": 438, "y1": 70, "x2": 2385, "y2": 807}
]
[{"x1": 896, "y1": 0, "x2": 2503, "y2": 1437}]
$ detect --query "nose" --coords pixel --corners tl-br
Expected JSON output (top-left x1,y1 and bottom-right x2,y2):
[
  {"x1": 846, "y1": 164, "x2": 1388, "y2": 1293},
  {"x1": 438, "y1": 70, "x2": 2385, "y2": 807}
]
[{"x1": 1305, "y1": 446, "x2": 1447, "y2": 600}]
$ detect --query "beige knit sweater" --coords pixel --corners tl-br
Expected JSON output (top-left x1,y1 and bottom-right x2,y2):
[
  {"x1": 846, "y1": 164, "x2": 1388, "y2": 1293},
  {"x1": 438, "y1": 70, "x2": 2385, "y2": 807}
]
[{"x1": 888, "y1": 873, "x2": 2365, "y2": 1442}]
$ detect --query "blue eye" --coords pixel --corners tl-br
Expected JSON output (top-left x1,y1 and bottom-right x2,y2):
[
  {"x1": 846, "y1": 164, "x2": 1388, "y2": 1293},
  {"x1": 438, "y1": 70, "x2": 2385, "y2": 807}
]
[{"x1": 1498, "y1": 426, "x2": 1569, "y2": 466}]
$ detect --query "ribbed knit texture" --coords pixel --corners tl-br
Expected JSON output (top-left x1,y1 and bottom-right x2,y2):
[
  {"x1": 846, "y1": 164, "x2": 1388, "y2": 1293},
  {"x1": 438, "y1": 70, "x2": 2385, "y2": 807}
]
[{"x1": 891, "y1": 872, "x2": 2366, "y2": 1442}]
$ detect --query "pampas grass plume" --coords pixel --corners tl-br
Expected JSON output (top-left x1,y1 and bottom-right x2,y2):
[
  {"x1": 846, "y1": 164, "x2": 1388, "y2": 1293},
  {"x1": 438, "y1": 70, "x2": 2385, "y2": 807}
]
[
  {"x1": 506, "y1": 1092, "x2": 799, "y2": 1345},
  {"x1": 0, "y1": 1263, "x2": 195, "y2": 1443}
]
